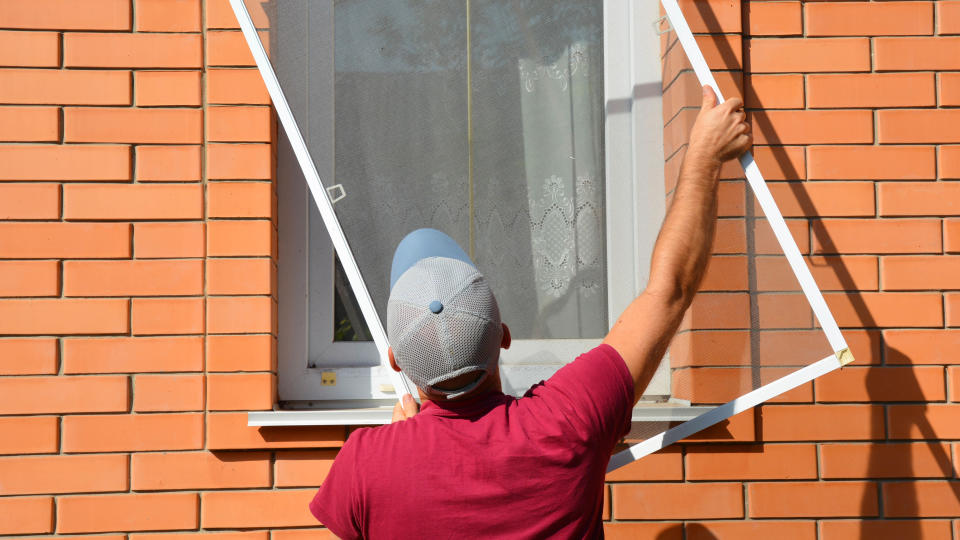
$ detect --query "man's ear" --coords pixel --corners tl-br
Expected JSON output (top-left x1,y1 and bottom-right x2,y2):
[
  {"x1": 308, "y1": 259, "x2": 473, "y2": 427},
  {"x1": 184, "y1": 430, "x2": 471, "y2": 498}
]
[
  {"x1": 500, "y1": 323, "x2": 511, "y2": 350},
  {"x1": 388, "y1": 347, "x2": 401, "y2": 372}
]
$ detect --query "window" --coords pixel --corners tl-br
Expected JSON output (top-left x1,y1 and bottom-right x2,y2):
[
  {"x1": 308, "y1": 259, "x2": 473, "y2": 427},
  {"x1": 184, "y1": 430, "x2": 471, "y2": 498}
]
[{"x1": 274, "y1": 0, "x2": 669, "y2": 411}]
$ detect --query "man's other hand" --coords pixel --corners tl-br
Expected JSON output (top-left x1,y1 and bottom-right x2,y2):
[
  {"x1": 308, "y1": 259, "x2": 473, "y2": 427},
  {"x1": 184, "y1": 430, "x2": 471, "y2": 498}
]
[
  {"x1": 391, "y1": 394, "x2": 420, "y2": 423},
  {"x1": 688, "y1": 86, "x2": 752, "y2": 164}
]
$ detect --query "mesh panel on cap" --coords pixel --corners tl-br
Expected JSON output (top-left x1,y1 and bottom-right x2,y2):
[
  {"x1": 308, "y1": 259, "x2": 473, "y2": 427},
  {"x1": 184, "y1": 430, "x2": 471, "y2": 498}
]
[{"x1": 386, "y1": 257, "x2": 502, "y2": 394}]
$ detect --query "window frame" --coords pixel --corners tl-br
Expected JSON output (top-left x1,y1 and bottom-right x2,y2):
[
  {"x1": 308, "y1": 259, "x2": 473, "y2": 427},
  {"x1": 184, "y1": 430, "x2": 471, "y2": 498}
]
[{"x1": 275, "y1": 0, "x2": 671, "y2": 410}]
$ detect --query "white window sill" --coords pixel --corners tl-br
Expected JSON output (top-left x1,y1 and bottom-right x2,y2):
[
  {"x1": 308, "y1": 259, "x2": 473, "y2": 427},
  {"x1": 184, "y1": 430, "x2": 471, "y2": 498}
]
[{"x1": 247, "y1": 403, "x2": 712, "y2": 427}]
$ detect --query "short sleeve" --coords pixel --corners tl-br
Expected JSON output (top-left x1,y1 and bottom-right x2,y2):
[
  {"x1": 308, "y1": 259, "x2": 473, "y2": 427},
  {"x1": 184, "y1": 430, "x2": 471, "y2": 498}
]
[
  {"x1": 309, "y1": 435, "x2": 364, "y2": 540},
  {"x1": 526, "y1": 344, "x2": 634, "y2": 449}
]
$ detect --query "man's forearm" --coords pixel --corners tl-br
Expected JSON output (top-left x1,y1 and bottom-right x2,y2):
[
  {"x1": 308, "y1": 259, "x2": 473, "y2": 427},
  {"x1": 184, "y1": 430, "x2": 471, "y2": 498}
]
[{"x1": 645, "y1": 147, "x2": 720, "y2": 309}]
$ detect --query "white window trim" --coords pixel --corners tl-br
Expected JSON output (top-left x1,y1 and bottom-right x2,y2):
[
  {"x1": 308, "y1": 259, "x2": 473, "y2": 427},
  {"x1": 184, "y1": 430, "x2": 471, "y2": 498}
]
[{"x1": 270, "y1": 0, "x2": 674, "y2": 417}]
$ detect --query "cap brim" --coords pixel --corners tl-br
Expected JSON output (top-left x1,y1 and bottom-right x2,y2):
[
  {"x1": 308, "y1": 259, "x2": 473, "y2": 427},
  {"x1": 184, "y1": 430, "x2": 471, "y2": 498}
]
[{"x1": 390, "y1": 228, "x2": 475, "y2": 290}]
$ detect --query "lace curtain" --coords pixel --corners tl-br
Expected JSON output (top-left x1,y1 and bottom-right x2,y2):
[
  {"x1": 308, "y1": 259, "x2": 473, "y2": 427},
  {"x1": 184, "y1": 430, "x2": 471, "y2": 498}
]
[{"x1": 317, "y1": 0, "x2": 606, "y2": 339}]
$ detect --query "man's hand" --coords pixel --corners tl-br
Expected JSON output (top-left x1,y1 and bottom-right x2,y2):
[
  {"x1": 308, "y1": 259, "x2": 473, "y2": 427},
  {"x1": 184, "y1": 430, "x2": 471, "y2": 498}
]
[
  {"x1": 687, "y1": 86, "x2": 752, "y2": 165},
  {"x1": 391, "y1": 394, "x2": 419, "y2": 423}
]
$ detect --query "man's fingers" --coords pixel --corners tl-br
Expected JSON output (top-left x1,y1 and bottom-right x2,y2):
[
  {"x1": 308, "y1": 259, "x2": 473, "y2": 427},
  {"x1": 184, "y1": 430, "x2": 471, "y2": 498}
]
[
  {"x1": 391, "y1": 400, "x2": 405, "y2": 423},
  {"x1": 701, "y1": 85, "x2": 718, "y2": 109}
]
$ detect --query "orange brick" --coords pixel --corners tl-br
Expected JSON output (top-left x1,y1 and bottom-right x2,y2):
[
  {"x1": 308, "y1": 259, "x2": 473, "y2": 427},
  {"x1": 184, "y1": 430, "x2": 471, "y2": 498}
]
[
  {"x1": 759, "y1": 404, "x2": 884, "y2": 441},
  {"x1": 664, "y1": 108, "x2": 698, "y2": 158},
  {"x1": 875, "y1": 37, "x2": 960, "y2": 70},
  {"x1": 951, "y1": 367, "x2": 960, "y2": 400},
  {"x1": 606, "y1": 522, "x2": 682, "y2": 540},
  {"x1": 0, "y1": 338, "x2": 57, "y2": 375},
  {"x1": 134, "y1": 222, "x2": 204, "y2": 258},
  {"x1": 135, "y1": 0, "x2": 201, "y2": 32},
  {"x1": 754, "y1": 218, "x2": 810, "y2": 255},
  {"x1": 748, "y1": 1, "x2": 801, "y2": 36},
  {"x1": 64, "y1": 260, "x2": 202, "y2": 297},
  {"x1": 672, "y1": 367, "x2": 813, "y2": 405},
  {"x1": 611, "y1": 483, "x2": 743, "y2": 520},
  {"x1": 941, "y1": 1, "x2": 960, "y2": 34},
  {"x1": 687, "y1": 521, "x2": 815, "y2": 540},
  {"x1": 879, "y1": 182, "x2": 960, "y2": 216},
  {"x1": 130, "y1": 533, "x2": 268, "y2": 540},
  {"x1": 207, "y1": 296, "x2": 274, "y2": 334},
  {"x1": 717, "y1": 181, "x2": 745, "y2": 217},
  {"x1": 207, "y1": 412, "x2": 345, "y2": 450},
  {"x1": 677, "y1": 0, "x2": 741, "y2": 33},
  {"x1": 275, "y1": 450, "x2": 339, "y2": 487},
  {"x1": 135, "y1": 71, "x2": 201, "y2": 107},
  {"x1": 0, "y1": 375, "x2": 128, "y2": 414},
  {"x1": 208, "y1": 258, "x2": 273, "y2": 295},
  {"x1": 745, "y1": 74, "x2": 803, "y2": 109},
  {"x1": 64, "y1": 107, "x2": 202, "y2": 143},
  {"x1": 64, "y1": 336, "x2": 202, "y2": 374},
  {"x1": 812, "y1": 219, "x2": 941, "y2": 254},
  {"x1": 132, "y1": 451, "x2": 270, "y2": 490},
  {"x1": 699, "y1": 256, "x2": 748, "y2": 291},
  {"x1": 207, "y1": 220, "x2": 274, "y2": 256},
  {"x1": 757, "y1": 255, "x2": 878, "y2": 292},
  {"x1": 0, "y1": 298, "x2": 128, "y2": 335},
  {"x1": 757, "y1": 293, "x2": 813, "y2": 329},
  {"x1": 133, "y1": 374, "x2": 204, "y2": 412},
  {"x1": 679, "y1": 408, "x2": 758, "y2": 444},
  {"x1": 806, "y1": 1, "x2": 933, "y2": 36},
  {"x1": 0, "y1": 223, "x2": 130, "y2": 259},
  {"x1": 136, "y1": 145, "x2": 201, "y2": 181},
  {"x1": 748, "y1": 481, "x2": 877, "y2": 518},
  {"x1": 132, "y1": 297, "x2": 204, "y2": 335},
  {"x1": 0, "y1": 0, "x2": 129, "y2": 29},
  {"x1": 64, "y1": 33, "x2": 201, "y2": 68},
  {"x1": 809, "y1": 73, "x2": 935, "y2": 109},
  {"x1": 208, "y1": 182, "x2": 273, "y2": 218},
  {"x1": 949, "y1": 293, "x2": 960, "y2": 327},
  {"x1": 207, "y1": 30, "x2": 267, "y2": 67},
  {"x1": 0, "y1": 416, "x2": 58, "y2": 455},
  {"x1": 821, "y1": 442, "x2": 953, "y2": 479},
  {"x1": 753, "y1": 146, "x2": 805, "y2": 180},
  {"x1": 825, "y1": 291, "x2": 943, "y2": 328},
  {"x1": 0, "y1": 496, "x2": 54, "y2": 534},
  {"x1": 0, "y1": 144, "x2": 131, "y2": 181},
  {"x1": 64, "y1": 183, "x2": 202, "y2": 219},
  {"x1": 0, "y1": 30, "x2": 59, "y2": 67},
  {"x1": 208, "y1": 334, "x2": 275, "y2": 372},
  {"x1": 712, "y1": 219, "x2": 747, "y2": 254},
  {"x1": 201, "y1": 489, "x2": 316, "y2": 528},
  {"x1": 808, "y1": 146, "x2": 935, "y2": 181},
  {"x1": 817, "y1": 366, "x2": 946, "y2": 402},
  {"x1": 750, "y1": 110, "x2": 872, "y2": 145},
  {"x1": 885, "y1": 330, "x2": 960, "y2": 364},
  {"x1": 820, "y1": 520, "x2": 952, "y2": 540},
  {"x1": 889, "y1": 404, "x2": 960, "y2": 438},
  {"x1": 747, "y1": 38, "x2": 870, "y2": 73},
  {"x1": 884, "y1": 481, "x2": 960, "y2": 517},
  {"x1": 206, "y1": 0, "x2": 271, "y2": 29},
  {"x1": 0, "y1": 454, "x2": 127, "y2": 495},
  {"x1": 58, "y1": 493, "x2": 198, "y2": 533},
  {"x1": 683, "y1": 293, "x2": 750, "y2": 330},
  {"x1": 0, "y1": 106, "x2": 58, "y2": 142},
  {"x1": 208, "y1": 106, "x2": 272, "y2": 142},
  {"x1": 670, "y1": 331, "x2": 749, "y2": 368},
  {"x1": 947, "y1": 218, "x2": 960, "y2": 250},
  {"x1": 763, "y1": 181, "x2": 874, "y2": 217},
  {"x1": 207, "y1": 373, "x2": 275, "y2": 410},
  {"x1": 879, "y1": 110, "x2": 960, "y2": 144},
  {"x1": 208, "y1": 68, "x2": 270, "y2": 104},
  {"x1": 207, "y1": 143, "x2": 272, "y2": 179},
  {"x1": 941, "y1": 73, "x2": 960, "y2": 106},
  {"x1": 63, "y1": 413, "x2": 203, "y2": 452},
  {"x1": 686, "y1": 443, "x2": 816, "y2": 481},
  {"x1": 883, "y1": 256, "x2": 960, "y2": 289},
  {"x1": 662, "y1": 72, "x2": 742, "y2": 127},
  {"x1": 0, "y1": 259, "x2": 58, "y2": 296},
  {"x1": 0, "y1": 68, "x2": 130, "y2": 105}
]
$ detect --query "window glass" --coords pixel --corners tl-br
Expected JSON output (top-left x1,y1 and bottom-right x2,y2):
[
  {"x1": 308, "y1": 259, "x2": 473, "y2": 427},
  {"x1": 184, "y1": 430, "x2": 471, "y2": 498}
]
[{"x1": 321, "y1": 0, "x2": 607, "y2": 342}]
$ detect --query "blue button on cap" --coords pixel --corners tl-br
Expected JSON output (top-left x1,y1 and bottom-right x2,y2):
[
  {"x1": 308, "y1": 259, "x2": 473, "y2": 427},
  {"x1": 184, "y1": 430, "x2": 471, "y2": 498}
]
[{"x1": 429, "y1": 300, "x2": 444, "y2": 314}]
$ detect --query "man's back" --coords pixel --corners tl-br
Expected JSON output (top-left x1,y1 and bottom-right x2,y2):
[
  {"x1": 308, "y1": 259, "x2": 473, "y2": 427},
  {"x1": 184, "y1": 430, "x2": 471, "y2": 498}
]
[{"x1": 310, "y1": 345, "x2": 633, "y2": 539}]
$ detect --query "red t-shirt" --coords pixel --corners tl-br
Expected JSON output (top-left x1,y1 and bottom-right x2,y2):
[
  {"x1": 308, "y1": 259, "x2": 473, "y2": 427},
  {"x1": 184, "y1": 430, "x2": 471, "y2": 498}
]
[{"x1": 309, "y1": 344, "x2": 634, "y2": 539}]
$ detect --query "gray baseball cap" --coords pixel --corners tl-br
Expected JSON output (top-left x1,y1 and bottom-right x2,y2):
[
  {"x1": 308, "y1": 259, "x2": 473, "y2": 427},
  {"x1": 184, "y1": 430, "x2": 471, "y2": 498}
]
[{"x1": 387, "y1": 228, "x2": 503, "y2": 400}]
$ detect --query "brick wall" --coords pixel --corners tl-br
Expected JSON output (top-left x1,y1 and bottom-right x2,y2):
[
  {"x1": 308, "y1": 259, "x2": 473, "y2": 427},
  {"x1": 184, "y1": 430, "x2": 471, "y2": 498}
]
[{"x1": 0, "y1": 0, "x2": 957, "y2": 538}]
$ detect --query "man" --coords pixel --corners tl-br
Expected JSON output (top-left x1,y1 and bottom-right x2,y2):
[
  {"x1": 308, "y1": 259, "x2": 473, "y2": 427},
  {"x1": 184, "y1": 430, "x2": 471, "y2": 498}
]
[{"x1": 310, "y1": 86, "x2": 751, "y2": 539}]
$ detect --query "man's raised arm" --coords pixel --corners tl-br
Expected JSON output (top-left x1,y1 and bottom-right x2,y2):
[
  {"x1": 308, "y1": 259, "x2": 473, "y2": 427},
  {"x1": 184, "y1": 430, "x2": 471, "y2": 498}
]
[{"x1": 603, "y1": 86, "x2": 752, "y2": 403}]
